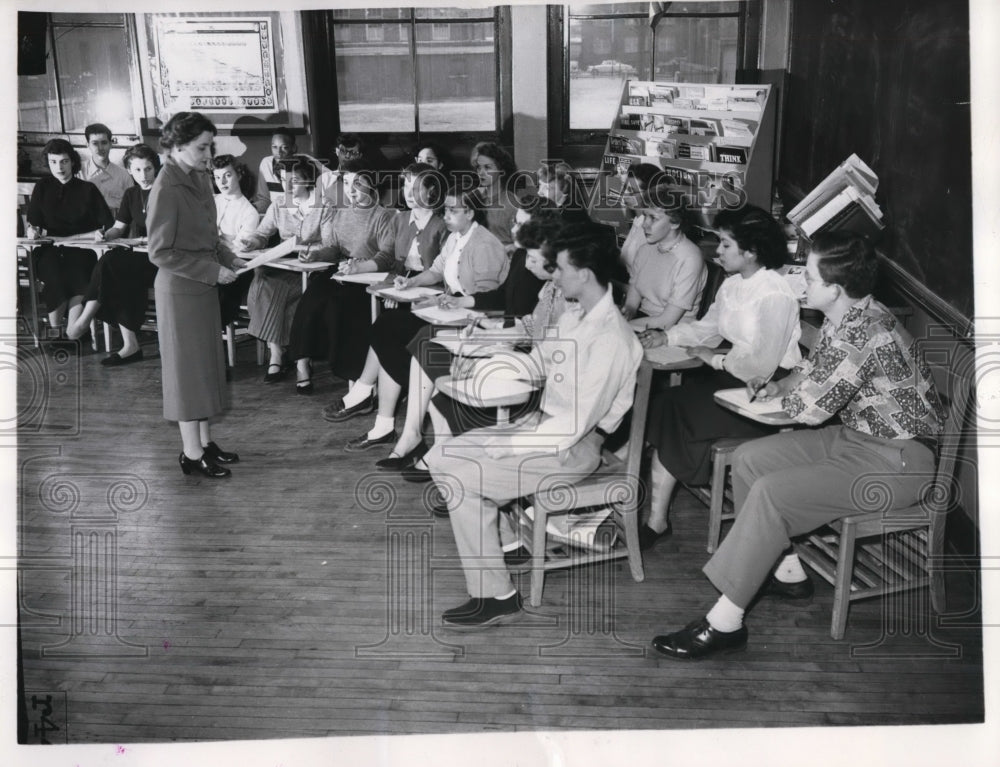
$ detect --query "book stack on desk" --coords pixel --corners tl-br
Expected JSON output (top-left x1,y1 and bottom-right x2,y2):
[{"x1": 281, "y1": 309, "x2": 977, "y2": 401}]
[{"x1": 787, "y1": 154, "x2": 885, "y2": 241}]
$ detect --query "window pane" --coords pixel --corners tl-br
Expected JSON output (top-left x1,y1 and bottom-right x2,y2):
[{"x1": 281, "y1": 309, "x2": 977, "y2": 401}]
[
  {"x1": 331, "y1": 8, "x2": 410, "y2": 21},
  {"x1": 54, "y1": 25, "x2": 136, "y2": 133},
  {"x1": 569, "y1": 18, "x2": 652, "y2": 130},
  {"x1": 569, "y1": 2, "x2": 739, "y2": 16},
  {"x1": 415, "y1": 7, "x2": 494, "y2": 20},
  {"x1": 653, "y1": 16, "x2": 739, "y2": 83},
  {"x1": 415, "y1": 21, "x2": 495, "y2": 131},
  {"x1": 18, "y1": 32, "x2": 60, "y2": 132},
  {"x1": 334, "y1": 23, "x2": 416, "y2": 132},
  {"x1": 52, "y1": 12, "x2": 125, "y2": 24}
]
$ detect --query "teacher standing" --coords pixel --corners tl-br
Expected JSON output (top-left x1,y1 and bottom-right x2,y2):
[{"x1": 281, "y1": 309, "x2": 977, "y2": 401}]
[{"x1": 147, "y1": 112, "x2": 246, "y2": 478}]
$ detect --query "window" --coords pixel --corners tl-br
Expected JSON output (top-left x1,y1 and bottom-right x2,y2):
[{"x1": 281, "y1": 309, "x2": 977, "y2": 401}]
[
  {"x1": 556, "y1": 2, "x2": 751, "y2": 143},
  {"x1": 18, "y1": 12, "x2": 141, "y2": 137},
  {"x1": 331, "y1": 6, "x2": 505, "y2": 134}
]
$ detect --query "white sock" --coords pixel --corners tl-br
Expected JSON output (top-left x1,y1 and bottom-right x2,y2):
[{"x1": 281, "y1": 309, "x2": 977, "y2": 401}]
[
  {"x1": 495, "y1": 589, "x2": 517, "y2": 601},
  {"x1": 706, "y1": 594, "x2": 745, "y2": 632},
  {"x1": 342, "y1": 382, "x2": 374, "y2": 408},
  {"x1": 774, "y1": 553, "x2": 808, "y2": 583},
  {"x1": 366, "y1": 415, "x2": 395, "y2": 440}
]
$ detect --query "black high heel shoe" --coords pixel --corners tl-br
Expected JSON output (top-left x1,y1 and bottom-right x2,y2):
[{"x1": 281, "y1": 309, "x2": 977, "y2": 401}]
[
  {"x1": 203, "y1": 441, "x2": 239, "y2": 464},
  {"x1": 376, "y1": 440, "x2": 429, "y2": 472},
  {"x1": 179, "y1": 452, "x2": 232, "y2": 478}
]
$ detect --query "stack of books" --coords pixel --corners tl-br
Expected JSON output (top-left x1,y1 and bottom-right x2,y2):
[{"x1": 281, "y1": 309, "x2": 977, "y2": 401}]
[{"x1": 787, "y1": 154, "x2": 885, "y2": 240}]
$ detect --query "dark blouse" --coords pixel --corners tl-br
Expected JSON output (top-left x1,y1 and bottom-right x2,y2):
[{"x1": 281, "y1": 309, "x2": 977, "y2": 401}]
[
  {"x1": 26, "y1": 176, "x2": 113, "y2": 236},
  {"x1": 115, "y1": 185, "x2": 150, "y2": 238},
  {"x1": 471, "y1": 247, "x2": 545, "y2": 318}
]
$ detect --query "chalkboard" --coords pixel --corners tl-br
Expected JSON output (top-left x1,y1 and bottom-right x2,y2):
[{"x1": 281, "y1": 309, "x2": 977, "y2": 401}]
[{"x1": 781, "y1": 0, "x2": 971, "y2": 319}]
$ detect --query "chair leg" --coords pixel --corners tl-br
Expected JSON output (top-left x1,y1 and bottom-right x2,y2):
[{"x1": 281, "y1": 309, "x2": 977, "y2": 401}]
[
  {"x1": 707, "y1": 455, "x2": 730, "y2": 554},
  {"x1": 620, "y1": 504, "x2": 645, "y2": 582},
  {"x1": 256, "y1": 339, "x2": 265, "y2": 366},
  {"x1": 225, "y1": 323, "x2": 236, "y2": 367},
  {"x1": 103, "y1": 321, "x2": 113, "y2": 353},
  {"x1": 89, "y1": 319, "x2": 99, "y2": 351},
  {"x1": 831, "y1": 522, "x2": 858, "y2": 640},
  {"x1": 529, "y1": 505, "x2": 549, "y2": 608}
]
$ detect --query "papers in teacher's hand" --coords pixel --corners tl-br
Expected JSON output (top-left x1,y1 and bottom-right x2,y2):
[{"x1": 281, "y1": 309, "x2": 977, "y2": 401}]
[
  {"x1": 377, "y1": 285, "x2": 443, "y2": 302},
  {"x1": 332, "y1": 271, "x2": 389, "y2": 285},
  {"x1": 412, "y1": 304, "x2": 484, "y2": 325},
  {"x1": 643, "y1": 345, "x2": 695, "y2": 366},
  {"x1": 235, "y1": 237, "x2": 298, "y2": 272}
]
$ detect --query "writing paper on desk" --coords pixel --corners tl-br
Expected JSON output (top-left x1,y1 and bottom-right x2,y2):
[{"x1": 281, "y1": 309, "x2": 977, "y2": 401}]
[
  {"x1": 431, "y1": 336, "x2": 516, "y2": 358},
  {"x1": 378, "y1": 286, "x2": 443, "y2": 302},
  {"x1": 643, "y1": 345, "x2": 695, "y2": 366},
  {"x1": 235, "y1": 238, "x2": 297, "y2": 272},
  {"x1": 714, "y1": 388, "x2": 792, "y2": 418},
  {"x1": 332, "y1": 271, "x2": 389, "y2": 285},
  {"x1": 412, "y1": 304, "x2": 484, "y2": 325}
]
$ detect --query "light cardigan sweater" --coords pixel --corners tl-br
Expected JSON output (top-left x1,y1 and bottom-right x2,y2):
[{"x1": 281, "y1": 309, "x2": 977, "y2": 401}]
[{"x1": 427, "y1": 222, "x2": 509, "y2": 294}]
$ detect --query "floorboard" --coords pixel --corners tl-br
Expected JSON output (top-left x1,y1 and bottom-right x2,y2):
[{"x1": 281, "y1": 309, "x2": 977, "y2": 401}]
[{"x1": 16, "y1": 333, "x2": 985, "y2": 743}]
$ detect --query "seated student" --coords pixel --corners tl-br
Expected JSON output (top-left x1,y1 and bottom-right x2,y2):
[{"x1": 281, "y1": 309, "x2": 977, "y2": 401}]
[
  {"x1": 622, "y1": 186, "x2": 707, "y2": 331},
  {"x1": 213, "y1": 155, "x2": 261, "y2": 335},
  {"x1": 412, "y1": 141, "x2": 448, "y2": 175},
  {"x1": 252, "y1": 128, "x2": 296, "y2": 214},
  {"x1": 351, "y1": 204, "x2": 564, "y2": 463},
  {"x1": 235, "y1": 154, "x2": 336, "y2": 383},
  {"x1": 618, "y1": 162, "x2": 664, "y2": 267},
  {"x1": 26, "y1": 138, "x2": 114, "y2": 340},
  {"x1": 636, "y1": 204, "x2": 802, "y2": 550},
  {"x1": 286, "y1": 164, "x2": 396, "y2": 391},
  {"x1": 425, "y1": 223, "x2": 643, "y2": 629},
  {"x1": 650, "y1": 231, "x2": 945, "y2": 660},
  {"x1": 470, "y1": 142, "x2": 519, "y2": 248},
  {"x1": 307, "y1": 163, "x2": 448, "y2": 398},
  {"x1": 79, "y1": 122, "x2": 133, "y2": 216},
  {"x1": 212, "y1": 155, "x2": 260, "y2": 251},
  {"x1": 536, "y1": 161, "x2": 590, "y2": 222},
  {"x1": 65, "y1": 144, "x2": 162, "y2": 365},
  {"x1": 326, "y1": 186, "x2": 507, "y2": 452},
  {"x1": 424, "y1": 210, "x2": 569, "y2": 445}
]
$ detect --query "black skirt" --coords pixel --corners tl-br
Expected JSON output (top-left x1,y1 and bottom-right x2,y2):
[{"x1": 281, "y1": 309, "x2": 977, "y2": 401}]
[
  {"x1": 646, "y1": 366, "x2": 777, "y2": 485},
  {"x1": 83, "y1": 247, "x2": 158, "y2": 332},
  {"x1": 33, "y1": 245, "x2": 98, "y2": 312}
]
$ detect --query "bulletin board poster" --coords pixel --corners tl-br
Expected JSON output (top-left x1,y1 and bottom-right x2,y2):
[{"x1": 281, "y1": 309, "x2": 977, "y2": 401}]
[{"x1": 153, "y1": 17, "x2": 278, "y2": 113}]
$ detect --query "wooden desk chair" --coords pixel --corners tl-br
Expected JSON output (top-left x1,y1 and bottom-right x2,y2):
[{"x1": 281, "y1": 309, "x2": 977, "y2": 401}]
[
  {"x1": 691, "y1": 318, "x2": 821, "y2": 553},
  {"x1": 513, "y1": 360, "x2": 652, "y2": 606},
  {"x1": 793, "y1": 362, "x2": 971, "y2": 639}
]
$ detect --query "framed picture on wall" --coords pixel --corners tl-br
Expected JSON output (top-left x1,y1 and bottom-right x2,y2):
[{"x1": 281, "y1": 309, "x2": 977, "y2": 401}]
[{"x1": 137, "y1": 11, "x2": 308, "y2": 132}]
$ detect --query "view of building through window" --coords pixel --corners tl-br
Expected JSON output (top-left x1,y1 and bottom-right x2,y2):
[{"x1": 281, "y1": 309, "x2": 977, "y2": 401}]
[
  {"x1": 568, "y1": 2, "x2": 741, "y2": 131},
  {"x1": 333, "y1": 7, "x2": 498, "y2": 133}
]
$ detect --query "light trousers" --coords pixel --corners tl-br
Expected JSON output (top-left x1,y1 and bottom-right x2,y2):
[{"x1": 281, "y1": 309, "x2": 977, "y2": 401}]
[
  {"x1": 426, "y1": 428, "x2": 603, "y2": 599},
  {"x1": 703, "y1": 425, "x2": 937, "y2": 608}
]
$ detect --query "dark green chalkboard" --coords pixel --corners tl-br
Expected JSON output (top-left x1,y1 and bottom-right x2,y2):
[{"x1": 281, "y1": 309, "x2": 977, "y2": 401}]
[{"x1": 781, "y1": 0, "x2": 972, "y2": 319}]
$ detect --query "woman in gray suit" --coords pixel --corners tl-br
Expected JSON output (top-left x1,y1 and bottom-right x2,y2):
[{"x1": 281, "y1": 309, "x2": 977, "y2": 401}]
[{"x1": 146, "y1": 112, "x2": 246, "y2": 478}]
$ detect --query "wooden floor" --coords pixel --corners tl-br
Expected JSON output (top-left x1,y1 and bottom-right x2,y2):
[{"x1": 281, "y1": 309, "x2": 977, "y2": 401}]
[{"x1": 15, "y1": 329, "x2": 985, "y2": 743}]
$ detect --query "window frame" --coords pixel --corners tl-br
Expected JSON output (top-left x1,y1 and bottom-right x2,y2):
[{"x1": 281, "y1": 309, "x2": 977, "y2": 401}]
[
  {"x1": 303, "y1": 6, "x2": 513, "y2": 153},
  {"x1": 548, "y1": 2, "x2": 759, "y2": 153},
  {"x1": 17, "y1": 12, "x2": 145, "y2": 146}
]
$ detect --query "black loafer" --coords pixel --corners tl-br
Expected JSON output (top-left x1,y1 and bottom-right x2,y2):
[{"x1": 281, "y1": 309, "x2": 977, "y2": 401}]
[
  {"x1": 759, "y1": 574, "x2": 814, "y2": 601},
  {"x1": 375, "y1": 441, "x2": 429, "y2": 471},
  {"x1": 323, "y1": 392, "x2": 377, "y2": 422},
  {"x1": 651, "y1": 617, "x2": 748, "y2": 661},
  {"x1": 344, "y1": 430, "x2": 397, "y2": 453},
  {"x1": 203, "y1": 441, "x2": 239, "y2": 464},
  {"x1": 295, "y1": 379, "x2": 313, "y2": 395},
  {"x1": 441, "y1": 594, "x2": 523, "y2": 630},
  {"x1": 638, "y1": 521, "x2": 673, "y2": 551},
  {"x1": 101, "y1": 349, "x2": 143, "y2": 366}
]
